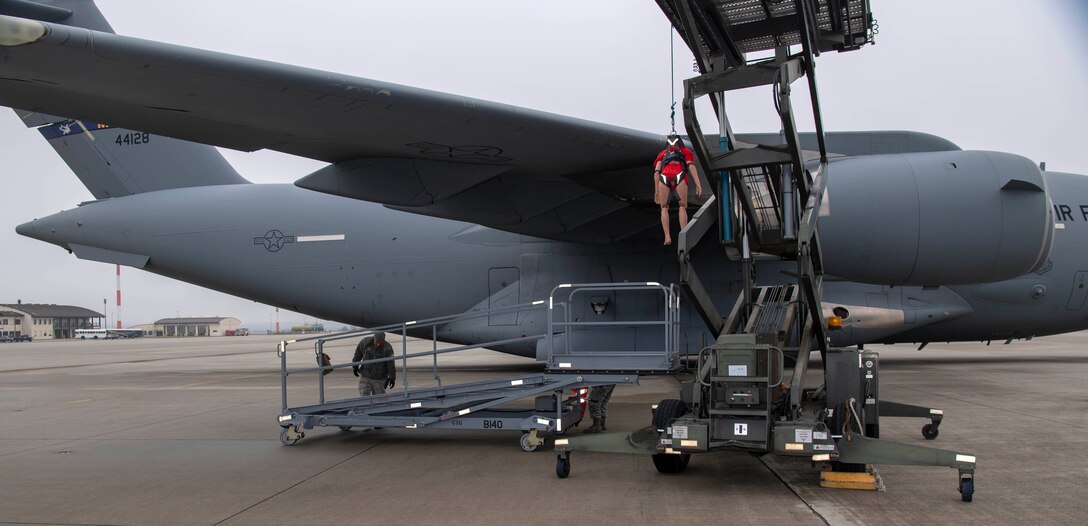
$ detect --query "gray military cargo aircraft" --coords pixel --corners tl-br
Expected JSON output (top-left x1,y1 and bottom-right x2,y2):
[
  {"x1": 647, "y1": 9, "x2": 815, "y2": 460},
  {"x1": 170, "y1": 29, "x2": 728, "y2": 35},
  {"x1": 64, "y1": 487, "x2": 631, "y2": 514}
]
[{"x1": 0, "y1": 1, "x2": 1081, "y2": 358}]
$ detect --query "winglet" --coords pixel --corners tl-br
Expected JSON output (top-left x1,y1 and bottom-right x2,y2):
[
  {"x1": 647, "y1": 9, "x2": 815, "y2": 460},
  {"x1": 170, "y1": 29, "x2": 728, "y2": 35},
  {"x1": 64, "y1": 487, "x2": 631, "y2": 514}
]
[{"x1": 0, "y1": 13, "x2": 47, "y2": 46}]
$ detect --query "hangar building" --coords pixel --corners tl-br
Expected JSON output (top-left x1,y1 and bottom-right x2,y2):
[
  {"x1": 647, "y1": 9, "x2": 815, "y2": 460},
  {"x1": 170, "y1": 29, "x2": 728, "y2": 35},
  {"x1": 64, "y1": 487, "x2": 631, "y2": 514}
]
[{"x1": 142, "y1": 317, "x2": 242, "y2": 337}]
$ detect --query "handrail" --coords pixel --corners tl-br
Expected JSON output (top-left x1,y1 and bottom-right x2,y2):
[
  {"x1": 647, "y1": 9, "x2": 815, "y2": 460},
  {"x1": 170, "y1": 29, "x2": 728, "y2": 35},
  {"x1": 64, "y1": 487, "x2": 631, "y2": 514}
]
[
  {"x1": 278, "y1": 299, "x2": 549, "y2": 412},
  {"x1": 280, "y1": 282, "x2": 686, "y2": 415},
  {"x1": 281, "y1": 299, "x2": 548, "y2": 349},
  {"x1": 546, "y1": 283, "x2": 681, "y2": 367}
]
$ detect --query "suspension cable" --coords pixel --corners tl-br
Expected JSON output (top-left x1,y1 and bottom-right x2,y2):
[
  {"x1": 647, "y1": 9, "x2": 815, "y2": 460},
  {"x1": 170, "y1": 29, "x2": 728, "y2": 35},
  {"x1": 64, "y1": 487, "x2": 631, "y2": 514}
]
[{"x1": 670, "y1": 26, "x2": 677, "y2": 135}]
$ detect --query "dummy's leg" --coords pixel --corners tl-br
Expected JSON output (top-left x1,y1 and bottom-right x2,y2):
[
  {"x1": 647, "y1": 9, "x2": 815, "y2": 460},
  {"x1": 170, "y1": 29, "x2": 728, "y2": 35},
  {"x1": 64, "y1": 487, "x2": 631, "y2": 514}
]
[
  {"x1": 660, "y1": 205, "x2": 671, "y2": 245},
  {"x1": 677, "y1": 180, "x2": 690, "y2": 230}
]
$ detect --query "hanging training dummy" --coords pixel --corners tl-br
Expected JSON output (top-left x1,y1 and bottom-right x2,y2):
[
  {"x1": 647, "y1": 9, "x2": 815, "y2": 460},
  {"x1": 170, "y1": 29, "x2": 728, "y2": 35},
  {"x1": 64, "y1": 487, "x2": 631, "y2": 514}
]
[{"x1": 652, "y1": 134, "x2": 702, "y2": 245}]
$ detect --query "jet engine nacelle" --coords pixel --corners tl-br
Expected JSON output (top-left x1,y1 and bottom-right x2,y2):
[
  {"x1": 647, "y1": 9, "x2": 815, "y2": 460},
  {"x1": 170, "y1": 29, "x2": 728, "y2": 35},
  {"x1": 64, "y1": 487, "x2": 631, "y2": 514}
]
[{"x1": 819, "y1": 150, "x2": 1053, "y2": 285}]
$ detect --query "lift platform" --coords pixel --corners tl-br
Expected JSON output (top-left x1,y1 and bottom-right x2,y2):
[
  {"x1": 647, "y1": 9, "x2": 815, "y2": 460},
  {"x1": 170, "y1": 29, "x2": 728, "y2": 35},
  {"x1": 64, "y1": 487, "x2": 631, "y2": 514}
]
[
  {"x1": 550, "y1": 0, "x2": 976, "y2": 503},
  {"x1": 275, "y1": 283, "x2": 681, "y2": 451}
]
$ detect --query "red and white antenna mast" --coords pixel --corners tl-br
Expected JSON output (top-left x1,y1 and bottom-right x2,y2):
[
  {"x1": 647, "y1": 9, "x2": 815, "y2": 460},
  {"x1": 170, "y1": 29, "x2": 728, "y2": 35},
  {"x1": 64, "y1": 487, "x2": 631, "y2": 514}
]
[{"x1": 115, "y1": 264, "x2": 122, "y2": 329}]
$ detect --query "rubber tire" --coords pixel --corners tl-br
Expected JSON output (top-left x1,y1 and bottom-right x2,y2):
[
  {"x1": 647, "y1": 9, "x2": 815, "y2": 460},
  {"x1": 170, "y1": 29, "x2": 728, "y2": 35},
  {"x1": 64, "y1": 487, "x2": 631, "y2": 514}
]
[
  {"x1": 556, "y1": 454, "x2": 570, "y2": 478},
  {"x1": 922, "y1": 423, "x2": 939, "y2": 440},
  {"x1": 279, "y1": 427, "x2": 302, "y2": 446},
  {"x1": 960, "y1": 477, "x2": 974, "y2": 503},
  {"x1": 652, "y1": 399, "x2": 688, "y2": 429},
  {"x1": 652, "y1": 452, "x2": 692, "y2": 473},
  {"x1": 520, "y1": 433, "x2": 540, "y2": 452},
  {"x1": 651, "y1": 399, "x2": 691, "y2": 474}
]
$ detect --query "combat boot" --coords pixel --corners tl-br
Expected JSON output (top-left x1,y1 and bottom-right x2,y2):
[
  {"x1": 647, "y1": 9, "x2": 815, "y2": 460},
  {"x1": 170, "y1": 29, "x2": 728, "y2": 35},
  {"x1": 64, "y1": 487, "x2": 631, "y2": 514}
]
[
  {"x1": 584, "y1": 418, "x2": 602, "y2": 433},
  {"x1": 601, "y1": 416, "x2": 607, "y2": 431}
]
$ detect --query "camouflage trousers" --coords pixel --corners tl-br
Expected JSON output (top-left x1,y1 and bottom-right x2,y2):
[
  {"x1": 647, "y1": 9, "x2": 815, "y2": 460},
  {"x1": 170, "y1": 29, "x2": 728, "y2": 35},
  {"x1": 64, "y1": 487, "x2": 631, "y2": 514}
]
[
  {"x1": 358, "y1": 378, "x2": 386, "y2": 397},
  {"x1": 587, "y1": 384, "x2": 616, "y2": 420}
]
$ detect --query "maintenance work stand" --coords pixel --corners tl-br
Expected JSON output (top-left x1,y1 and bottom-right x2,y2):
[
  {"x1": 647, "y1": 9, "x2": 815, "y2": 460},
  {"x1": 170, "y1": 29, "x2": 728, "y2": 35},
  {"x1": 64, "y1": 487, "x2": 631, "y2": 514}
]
[
  {"x1": 275, "y1": 0, "x2": 976, "y2": 503},
  {"x1": 276, "y1": 283, "x2": 680, "y2": 452},
  {"x1": 551, "y1": 0, "x2": 977, "y2": 502}
]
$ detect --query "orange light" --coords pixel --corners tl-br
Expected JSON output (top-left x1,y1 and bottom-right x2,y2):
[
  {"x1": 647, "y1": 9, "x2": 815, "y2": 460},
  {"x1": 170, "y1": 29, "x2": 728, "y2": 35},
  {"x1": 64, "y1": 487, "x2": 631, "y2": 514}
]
[{"x1": 827, "y1": 316, "x2": 843, "y2": 330}]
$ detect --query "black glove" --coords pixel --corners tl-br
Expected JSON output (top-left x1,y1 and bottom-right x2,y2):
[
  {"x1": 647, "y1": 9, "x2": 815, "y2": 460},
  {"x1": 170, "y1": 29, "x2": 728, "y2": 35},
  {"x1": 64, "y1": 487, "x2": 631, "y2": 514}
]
[
  {"x1": 352, "y1": 366, "x2": 360, "y2": 377},
  {"x1": 386, "y1": 378, "x2": 395, "y2": 389}
]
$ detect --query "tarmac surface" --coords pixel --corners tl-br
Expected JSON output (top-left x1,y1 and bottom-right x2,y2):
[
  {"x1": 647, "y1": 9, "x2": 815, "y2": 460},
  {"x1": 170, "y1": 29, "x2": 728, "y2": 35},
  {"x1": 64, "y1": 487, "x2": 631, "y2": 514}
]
[{"x1": 0, "y1": 333, "x2": 1085, "y2": 525}]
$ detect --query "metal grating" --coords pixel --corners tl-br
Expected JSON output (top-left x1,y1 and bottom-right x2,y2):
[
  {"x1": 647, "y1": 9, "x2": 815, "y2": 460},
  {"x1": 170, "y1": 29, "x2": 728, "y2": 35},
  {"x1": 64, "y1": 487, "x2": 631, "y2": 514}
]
[{"x1": 659, "y1": 0, "x2": 874, "y2": 62}]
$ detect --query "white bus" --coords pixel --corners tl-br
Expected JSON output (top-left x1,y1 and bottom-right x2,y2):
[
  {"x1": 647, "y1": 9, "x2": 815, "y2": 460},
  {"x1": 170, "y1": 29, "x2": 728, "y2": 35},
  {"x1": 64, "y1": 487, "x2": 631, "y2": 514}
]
[{"x1": 74, "y1": 329, "x2": 113, "y2": 339}]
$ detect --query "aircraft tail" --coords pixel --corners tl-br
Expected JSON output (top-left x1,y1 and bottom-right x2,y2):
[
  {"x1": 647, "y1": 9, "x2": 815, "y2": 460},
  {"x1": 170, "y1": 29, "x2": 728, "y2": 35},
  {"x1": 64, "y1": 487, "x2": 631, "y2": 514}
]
[{"x1": 2, "y1": 0, "x2": 250, "y2": 198}]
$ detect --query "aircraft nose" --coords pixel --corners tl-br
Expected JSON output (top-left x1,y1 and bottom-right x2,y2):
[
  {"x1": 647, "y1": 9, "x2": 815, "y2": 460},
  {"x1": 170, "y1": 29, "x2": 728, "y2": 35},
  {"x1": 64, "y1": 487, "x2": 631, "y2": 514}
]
[
  {"x1": 15, "y1": 219, "x2": 38, "y2": 239},
  {"x1": 15, "y1": 212, "x2": 73, "y2": 249}
]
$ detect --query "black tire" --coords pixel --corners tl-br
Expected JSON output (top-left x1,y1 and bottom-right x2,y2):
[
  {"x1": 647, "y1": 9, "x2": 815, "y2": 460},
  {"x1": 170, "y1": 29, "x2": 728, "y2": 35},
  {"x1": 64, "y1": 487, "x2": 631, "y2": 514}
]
[
  {"x1": 652, "y1": 399, "x2": 688, "y2": 429},
  {"x1": 556, "y1": 454, "x2": 570, "y2": 478},
  {"x1": 959, "y1": 477, "x2": 974, "y2": 503},
  {"x1": 652, "y1": 452, "x2": 691, "y2": 473},
  {"x1": 922, "y1": 423, "x2": 939, "y2": 440},
  {"x1": 651, "y1": 399, "x2": 691, "y2": 474}
]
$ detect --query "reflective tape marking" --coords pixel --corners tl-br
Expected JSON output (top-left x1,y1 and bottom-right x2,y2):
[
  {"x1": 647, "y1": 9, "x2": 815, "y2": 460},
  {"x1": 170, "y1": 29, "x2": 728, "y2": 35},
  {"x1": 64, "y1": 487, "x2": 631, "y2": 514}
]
[
  {"x1": 296, "y1": 235, "x2": 346, "y2": 242},
  {"x1": 930, "y1": 409, "x2": 944, "y2": 415},
  {"x1": 956, "y1": 454, "x2": 976, "y2": 464},
  {"x1": 511, "y1": 380, "x2": 524, "y2": 386},
  {"x1": 559, "y1": 363, "x2": 571, "y2": 368},
  {"x1": 812, "y1": 454, "x2": 832, "y2": 461},
  {"x1": 410, "y1": 402, "x2": 422, "y2": 408},
  {"x1": 458, "y1": 409, "x2": 471, "y2": 416},
  {"x1": 680, "y1": 440, "x2": 698, "y2": 448},
  {"x1": 555, "y1": 439, "x2": 569, "y2": 446}
]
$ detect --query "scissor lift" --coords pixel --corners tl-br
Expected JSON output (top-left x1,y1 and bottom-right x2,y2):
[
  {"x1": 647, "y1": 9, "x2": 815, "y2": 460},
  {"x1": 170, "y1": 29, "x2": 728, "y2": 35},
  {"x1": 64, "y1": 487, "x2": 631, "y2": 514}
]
[
  {"x1": 552, "y1": 0, "x2": 976, "y2": 502},
  {"x1": 275, "y1": 283, "x2": 682, "y2": 452}
]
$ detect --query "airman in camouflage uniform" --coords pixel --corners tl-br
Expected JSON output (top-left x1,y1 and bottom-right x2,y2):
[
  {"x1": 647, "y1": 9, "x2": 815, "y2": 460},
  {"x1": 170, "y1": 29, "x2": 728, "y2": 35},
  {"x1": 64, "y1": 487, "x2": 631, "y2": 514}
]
[
  {"x1": 352, "y1": 331, "x2": 396, "y2": 396},
  {"x1": 583, "y1": 384, "x2": 615, "y2": 433}
]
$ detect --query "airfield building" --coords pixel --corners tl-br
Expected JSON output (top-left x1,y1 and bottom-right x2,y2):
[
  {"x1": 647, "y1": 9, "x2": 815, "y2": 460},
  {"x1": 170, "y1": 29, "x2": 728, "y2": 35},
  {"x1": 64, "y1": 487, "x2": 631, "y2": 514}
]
[
  {"x1": 0, "y1": 303, "x2": 105, "y2": 339},
  {"x1": 149, "y1": 317, "x2": 241, "y2": 337}
]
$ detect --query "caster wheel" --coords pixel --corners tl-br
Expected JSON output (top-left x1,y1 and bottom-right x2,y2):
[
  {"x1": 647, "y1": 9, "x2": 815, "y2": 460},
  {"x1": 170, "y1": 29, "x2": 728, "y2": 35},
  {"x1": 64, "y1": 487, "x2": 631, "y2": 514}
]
[
  {"x1": 338, "y1": 426, "x2": 352, "y2": 432},
  {"x1": 556, "y1": 454, "x2": 571, "y2": 478},
  {"x1": 279, "y1": 427, "x2": 303, "y2": 446},
  {"x1": 922, "y1": 423, "x2": 939, "y2": 440},
  {"x1": 959, "y1": 477, "x2": 974, "y2": 502},
  {"x1": 520, "y1": 433, "x2": 541, "y2": 452}
]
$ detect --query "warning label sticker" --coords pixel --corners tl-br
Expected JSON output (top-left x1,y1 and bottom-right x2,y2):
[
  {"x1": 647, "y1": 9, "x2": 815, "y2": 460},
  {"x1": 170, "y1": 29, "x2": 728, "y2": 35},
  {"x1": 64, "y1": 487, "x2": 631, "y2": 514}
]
[
  {"x1": 795, "y1": 429, "x2": 813, "y2": 443},
  {"x1": 672, "y1": 425, "x2": 688, "y2": 439}
]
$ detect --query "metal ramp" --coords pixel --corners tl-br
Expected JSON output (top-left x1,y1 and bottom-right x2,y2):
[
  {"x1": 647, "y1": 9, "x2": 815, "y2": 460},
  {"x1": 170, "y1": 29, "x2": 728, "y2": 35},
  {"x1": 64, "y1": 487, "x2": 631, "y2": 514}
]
[{"x1": 275, "y1": 282, "x2": 681, "y2": 450}]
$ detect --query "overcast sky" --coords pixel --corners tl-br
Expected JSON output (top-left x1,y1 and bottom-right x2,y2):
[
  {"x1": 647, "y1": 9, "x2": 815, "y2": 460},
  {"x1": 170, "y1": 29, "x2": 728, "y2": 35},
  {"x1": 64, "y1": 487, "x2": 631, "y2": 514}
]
[{"x1": 1, "y1": 0, "x2": 1085, "y2": 330}]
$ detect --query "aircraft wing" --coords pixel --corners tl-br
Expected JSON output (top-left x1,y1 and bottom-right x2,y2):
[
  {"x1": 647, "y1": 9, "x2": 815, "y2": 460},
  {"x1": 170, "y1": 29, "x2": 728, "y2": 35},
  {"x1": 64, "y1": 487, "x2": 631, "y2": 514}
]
[{"x1": 0, "y1": 15, "x2": 680, "y2": 243}]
